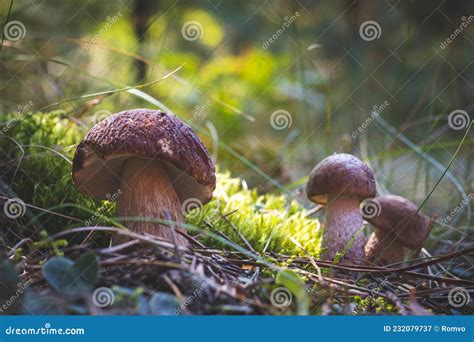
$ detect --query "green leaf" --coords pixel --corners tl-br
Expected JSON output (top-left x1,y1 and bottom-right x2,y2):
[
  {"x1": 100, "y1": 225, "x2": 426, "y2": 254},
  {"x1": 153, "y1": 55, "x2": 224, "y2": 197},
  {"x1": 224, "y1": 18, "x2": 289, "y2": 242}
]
[
  {"x1": 0, "y1": 261, "x2": 20, "y2": 292},
  {"x1": 42, "y1": 252, "x2": 99, "y2": 296},
  {"x1": 74, "y1": 252, "x2": 99, "y2": 285},
  {"x1": 275, "y1": 268, "x2": 308, "y2": 315}
]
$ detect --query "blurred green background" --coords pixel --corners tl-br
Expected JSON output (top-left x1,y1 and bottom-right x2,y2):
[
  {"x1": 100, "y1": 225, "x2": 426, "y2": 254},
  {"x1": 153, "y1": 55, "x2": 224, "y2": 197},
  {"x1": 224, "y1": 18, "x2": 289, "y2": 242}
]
[{"x1": 1, "y1": 0, "x2": 472, "y2": 235}]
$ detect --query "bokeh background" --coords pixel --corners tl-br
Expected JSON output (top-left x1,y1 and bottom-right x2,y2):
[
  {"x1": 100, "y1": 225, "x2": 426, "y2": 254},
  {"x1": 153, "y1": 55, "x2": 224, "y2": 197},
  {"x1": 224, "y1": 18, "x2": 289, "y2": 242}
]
[{"x1": 1, "y1": 0, "x2": 472, "y2": 248}]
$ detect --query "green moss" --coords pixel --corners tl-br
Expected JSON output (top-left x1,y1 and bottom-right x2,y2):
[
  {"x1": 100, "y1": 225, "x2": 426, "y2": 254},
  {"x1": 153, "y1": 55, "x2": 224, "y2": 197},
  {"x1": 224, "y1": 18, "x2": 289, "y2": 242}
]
[
  {"x1": 0, "y1": 111, "x2": 110, "y2": 236},
  {"x1": 1, "y1": 111, "x2": 321, "y2": 255},
  {"x1": 188, "y1": 172, "x2": 322, "y2": 255}
]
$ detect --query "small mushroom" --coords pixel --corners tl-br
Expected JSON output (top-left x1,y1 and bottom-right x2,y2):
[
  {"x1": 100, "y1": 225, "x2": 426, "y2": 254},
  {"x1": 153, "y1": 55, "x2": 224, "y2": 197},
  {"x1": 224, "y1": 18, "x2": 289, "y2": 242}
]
[
  {"x1": 306, "y1": 153, "x2": 376, "y2": 263},
  {"x1": 72, "y1": 109, "x2": 216, "y2": 246},
  {"x1": 364, "y1": 195, "x2": 431, "y2": 265}
]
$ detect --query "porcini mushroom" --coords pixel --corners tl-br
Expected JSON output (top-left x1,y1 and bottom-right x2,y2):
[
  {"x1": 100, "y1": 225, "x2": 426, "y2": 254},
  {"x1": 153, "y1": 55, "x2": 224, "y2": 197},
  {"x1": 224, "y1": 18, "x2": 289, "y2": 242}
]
[
  {"x1": 364, "y1": 195, "x2": 431, "y2": 265},
  {"x1": 72, "y1": 109, "x2": 216, "y2": 246},
  {"x1": 306, "y1": 153, "x2": 376, "y2": 263}
]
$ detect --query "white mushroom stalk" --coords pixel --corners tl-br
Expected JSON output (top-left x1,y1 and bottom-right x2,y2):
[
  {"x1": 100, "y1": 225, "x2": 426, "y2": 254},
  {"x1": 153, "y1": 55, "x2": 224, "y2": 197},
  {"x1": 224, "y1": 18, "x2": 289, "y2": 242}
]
[
  {"x1": 116, "y1": 158, "x2": 188, "y2": 246},
  {"x1": 306, "y1": 153, "x2": 377, "y2": 264},
  {"x1": 323, "y1": 195, "x2": 366, "y2": 261}
]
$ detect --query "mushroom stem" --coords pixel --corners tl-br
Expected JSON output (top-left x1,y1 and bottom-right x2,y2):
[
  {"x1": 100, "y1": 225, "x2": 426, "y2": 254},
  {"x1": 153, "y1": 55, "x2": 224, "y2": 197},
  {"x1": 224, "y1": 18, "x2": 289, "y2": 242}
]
[
  {"x1": 116, "y1": 157, "x2": 189, "y2": 246},
  {"x1": 322, "y1": 195, "x2": 366, "y2": 263},
  {"x1": 364, "y1": 231, "x2": 407, "y2": 265}
]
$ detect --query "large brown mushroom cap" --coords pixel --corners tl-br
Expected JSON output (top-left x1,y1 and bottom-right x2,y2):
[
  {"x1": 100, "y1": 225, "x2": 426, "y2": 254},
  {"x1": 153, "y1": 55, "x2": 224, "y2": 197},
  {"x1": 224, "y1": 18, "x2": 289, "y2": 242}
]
[
  {"x1": 306, "y1": 153, "x2": 376, "y2": 205},
  {"x1": 365, "y1": 195, "x2": 429, "y2": 249},
  {"x1": 72, "y1": 109, "x2": 216, "y2": 204}
]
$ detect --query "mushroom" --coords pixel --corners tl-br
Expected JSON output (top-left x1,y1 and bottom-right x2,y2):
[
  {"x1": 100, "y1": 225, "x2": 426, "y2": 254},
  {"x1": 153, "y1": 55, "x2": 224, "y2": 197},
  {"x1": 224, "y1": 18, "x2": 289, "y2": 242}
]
[
  {"x1": 364, "y1": 195, "x2": 431, "y2": 265},
  {"x1": 306, "y1": 153, "x2": 376, "y2": 263},
  {"x1": 72, "y1": 109, "x2": 216, "y2": 246}
]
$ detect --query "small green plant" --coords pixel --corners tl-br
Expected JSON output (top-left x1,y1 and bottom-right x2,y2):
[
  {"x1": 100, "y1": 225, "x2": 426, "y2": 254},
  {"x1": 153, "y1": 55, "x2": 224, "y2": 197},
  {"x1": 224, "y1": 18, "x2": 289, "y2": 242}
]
[{"x1": 33, "y1": 230, "x2": 68, "y2": 256}]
